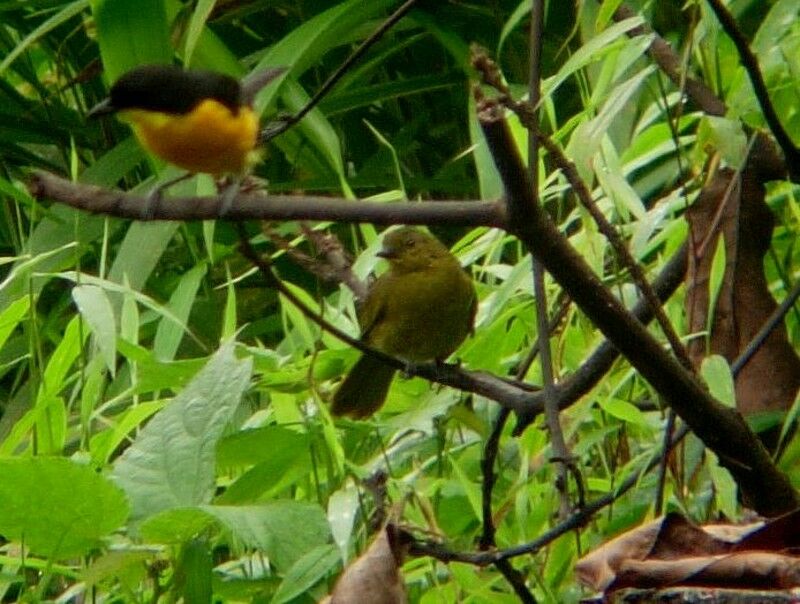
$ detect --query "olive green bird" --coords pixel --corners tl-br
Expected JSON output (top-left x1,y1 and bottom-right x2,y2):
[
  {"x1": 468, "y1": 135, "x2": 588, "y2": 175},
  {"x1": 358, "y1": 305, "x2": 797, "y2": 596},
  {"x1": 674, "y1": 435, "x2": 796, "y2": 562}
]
[{"x1": 332, "y1": 227, "x2": 477, "y2": 419}]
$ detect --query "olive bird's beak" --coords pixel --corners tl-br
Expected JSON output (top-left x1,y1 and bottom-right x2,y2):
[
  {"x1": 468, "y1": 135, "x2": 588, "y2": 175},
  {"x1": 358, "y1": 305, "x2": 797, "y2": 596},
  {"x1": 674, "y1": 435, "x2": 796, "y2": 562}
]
[
  {"x1": 87, "y1": 98, "x2": 116, "y2": 119},
  {"x1": 377, "y1": 246, "x2": 398, "y2": 260}
]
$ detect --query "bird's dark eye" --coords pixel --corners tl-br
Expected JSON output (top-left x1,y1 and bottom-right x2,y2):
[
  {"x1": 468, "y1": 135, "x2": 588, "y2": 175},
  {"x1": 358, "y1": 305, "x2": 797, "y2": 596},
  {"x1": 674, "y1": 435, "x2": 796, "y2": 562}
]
[{"x1": 406, "y1": 238, "x2": 415, "y2": 247}]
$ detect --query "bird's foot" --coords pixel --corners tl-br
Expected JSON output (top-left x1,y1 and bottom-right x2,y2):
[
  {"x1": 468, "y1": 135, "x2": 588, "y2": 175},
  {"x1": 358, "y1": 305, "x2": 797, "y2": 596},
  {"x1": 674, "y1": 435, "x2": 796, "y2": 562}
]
[
  {"x1": 218, "y1": 179, "x2": 241, "y2": 217},
  {"x1": 141, "y1": 172, "x2": 193, "y2": 220},
  {"x1": 141, "y1": 187, "x2": 162, "y2": 220}
]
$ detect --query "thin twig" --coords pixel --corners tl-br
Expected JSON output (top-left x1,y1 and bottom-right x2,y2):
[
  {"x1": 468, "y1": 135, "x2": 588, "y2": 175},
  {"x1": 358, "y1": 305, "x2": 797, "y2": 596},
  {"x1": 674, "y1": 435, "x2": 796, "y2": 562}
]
[
  {"x1": 513, "y1": 296, "x2": 570, "y2": 379},
  {"x1": 654, "y1": 407, "x2": 676, "y2": 516},
  {"x1": 525, "y1": 0, "x2": 574, "y2": 524},
  {"x1": 704, "y1": 0, "x2": 800, "y2": 179},
  {"x1": 732, "y1": 278, "x2": 800, "y2": 375},
  {"x1": 410, "y1": 425, "x2": 691, "y2": 565},
  {"x1": 479, "y1": 408, "x2": 510, "y2": 550},
  {"x1": 260, "y1": 0, "x2": 421, "y2": 143},
  {"x1": 612, "y1": 3, "x2": 726, "y2": 117}
]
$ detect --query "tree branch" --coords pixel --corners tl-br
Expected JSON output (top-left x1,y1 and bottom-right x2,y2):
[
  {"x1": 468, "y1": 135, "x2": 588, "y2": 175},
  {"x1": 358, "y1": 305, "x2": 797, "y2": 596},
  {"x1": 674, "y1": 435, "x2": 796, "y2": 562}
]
[
  {"x1": 27, "y1": 171, "x2": 506, "y2": 227},
  {"x1": 612, "y1": 3, "x2": 727, "y2": 117},
  {"x1": 478, "y1": 103, "x2": 797, "y2": 516},
  {"x1": 704, "y1": 0, "x2": 800, "y2": 179},
  {"x1": 410, "y1": 425, "x2": 691, "y2": 565},
  {"x1": 514, "y1": 243, "x2": 687, "y2": 432}
]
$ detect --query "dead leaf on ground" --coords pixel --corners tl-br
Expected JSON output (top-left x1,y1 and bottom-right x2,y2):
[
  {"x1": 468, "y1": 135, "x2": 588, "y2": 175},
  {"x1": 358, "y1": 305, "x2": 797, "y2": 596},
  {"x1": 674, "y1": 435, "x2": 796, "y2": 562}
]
[{"x1": 576, "y1": 510, "x2": 800, "y2": 595}]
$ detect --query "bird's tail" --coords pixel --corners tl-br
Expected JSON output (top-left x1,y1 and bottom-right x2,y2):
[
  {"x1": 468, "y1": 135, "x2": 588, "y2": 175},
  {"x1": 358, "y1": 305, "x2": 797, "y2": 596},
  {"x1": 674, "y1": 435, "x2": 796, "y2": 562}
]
[{"x1": 331, "y1": 354, "x2": 396, "y2": 419}]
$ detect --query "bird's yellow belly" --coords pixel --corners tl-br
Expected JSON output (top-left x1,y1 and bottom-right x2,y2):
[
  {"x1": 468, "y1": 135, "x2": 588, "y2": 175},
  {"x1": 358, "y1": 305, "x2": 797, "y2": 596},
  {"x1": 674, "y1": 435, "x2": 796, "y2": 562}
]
[
  {"x1": 369, "y1": 269, "x2": 474, "y2": 362},
  {"x1": 122, "y1": 100, "x2": 259, "y2": 175}
]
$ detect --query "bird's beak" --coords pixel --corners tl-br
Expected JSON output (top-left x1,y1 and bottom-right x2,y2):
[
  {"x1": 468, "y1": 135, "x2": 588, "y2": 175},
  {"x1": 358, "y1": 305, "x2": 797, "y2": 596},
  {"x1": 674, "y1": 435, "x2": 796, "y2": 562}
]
[
  {"x1": 240, "y1": 67, "x2": 288, "y2": 105},
  {"x1": 87, "y1": 98, "x2": 116, "y2": 118},
  {"x1": 377, "y1": 246, "x2": 398, "y2": 260}
]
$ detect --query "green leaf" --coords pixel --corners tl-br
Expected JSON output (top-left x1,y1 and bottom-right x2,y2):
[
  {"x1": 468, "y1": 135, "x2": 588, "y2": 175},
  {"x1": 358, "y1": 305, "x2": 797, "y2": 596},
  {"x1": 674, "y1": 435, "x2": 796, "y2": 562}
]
[
  {"x1": 203, "y1": 502, "x2": 331, "y2": 571},
  {"x1": 216, "y1": 427, "x2": 312, "y2": 504},
  {"x1": 699, "y1": 116, "x2": 748, "y2": 168},
  {"x1": 0, "y1": 0, "x2": 90, "y2": 77},
  {"x1": 90, "y1": 401, "x2": 167, "y2": 465},
  {"x1": 178, "y1": 539, "x2": 213, "y2": 604},
  {"x1": 216, "y1": 425, "x2": 309, "y2": 468},
  {"x1": 700, "y1": 355, "x2": 736, "y2": 407},
  {"x1": 270, "y1": 544, "x2": 340, "y2": 604},
  {"x1": 0, "y1": 457, "x2": 128, "y2": 558},
  {"x1": 73, "y1": 284, "x2": 117, "y2": 376},
  {"x1": 0, "y1": 297, "x2": 29, "y2": 352},
  {"x1": 107, "y1": 222, "x2": 180, "y2": 308},
  {"x1": 706, "y1": 236, "x2": 728, "y2": 348},
  {"x1": 92, "y1": 0, "x2": 172, "y2": 81},
  {"x1": 598, "y1": 397, "x2": 648, "y2": 425},
  {"x1": 111, "y1": 342, "x2": 252, "y2": 521},
  {"x1": 182, "y1": 0, "x2": 216, "y2": 66},
  {"x1": 327, "y1": 486, "x2": 358, "y2": 560},
  {"x1": 139, "y1": 507, "x2": 216, "y2": 544},
  {"x1": 153, "y1": 263, "x2": 207, "y2": 361}
]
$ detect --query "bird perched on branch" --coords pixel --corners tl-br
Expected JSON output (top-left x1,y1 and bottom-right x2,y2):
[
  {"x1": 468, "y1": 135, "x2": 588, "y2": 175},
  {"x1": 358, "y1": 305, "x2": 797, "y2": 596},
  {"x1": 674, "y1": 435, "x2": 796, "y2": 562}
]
[
  {"x1": 88, "y1": 63, "x2": 284, "y2": 216},
  {"x1": 332, "y1": 227, "x2": 477, "y2": 419}
]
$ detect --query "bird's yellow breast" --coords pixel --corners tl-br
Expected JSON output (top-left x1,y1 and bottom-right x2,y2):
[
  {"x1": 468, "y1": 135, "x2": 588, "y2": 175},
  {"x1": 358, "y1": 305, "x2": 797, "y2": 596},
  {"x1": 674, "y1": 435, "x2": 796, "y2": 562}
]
[{"x1": 121, "y1": 99, "x2": 259, "y2": 176}]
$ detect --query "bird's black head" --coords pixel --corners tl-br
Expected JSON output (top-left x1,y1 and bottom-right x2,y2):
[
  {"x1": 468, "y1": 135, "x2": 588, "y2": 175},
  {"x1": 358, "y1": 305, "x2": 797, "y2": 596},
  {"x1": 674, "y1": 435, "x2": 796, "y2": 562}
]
[{"x1": 89, "y1": 64, "x2": 242, "y2": 117}]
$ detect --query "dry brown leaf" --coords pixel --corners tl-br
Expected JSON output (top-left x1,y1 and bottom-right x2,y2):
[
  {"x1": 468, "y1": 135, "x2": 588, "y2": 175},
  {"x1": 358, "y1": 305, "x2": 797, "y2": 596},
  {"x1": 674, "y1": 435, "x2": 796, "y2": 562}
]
[
  {"x1": 575, "y1": 514, "x2": 736, "y2": 591},
  {"x1": 685, "y1": 139, "x2": 800, "y2": 417},
  {"x1": 578, "y1": 511, "x2": 800, "y2": 595},
  {"x1": 612, "y1": 552, "x2": 800, "y2": 590},
  {"x1": 326, "y1": 524, "x2": 410, "y2": 604}
]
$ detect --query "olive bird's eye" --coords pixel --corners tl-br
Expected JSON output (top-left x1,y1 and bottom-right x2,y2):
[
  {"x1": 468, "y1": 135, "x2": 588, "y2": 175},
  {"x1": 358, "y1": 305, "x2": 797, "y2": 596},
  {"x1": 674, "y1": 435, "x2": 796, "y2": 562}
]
[{"x1": 406, "y1": 239, "x2": 415, "y2": 247}]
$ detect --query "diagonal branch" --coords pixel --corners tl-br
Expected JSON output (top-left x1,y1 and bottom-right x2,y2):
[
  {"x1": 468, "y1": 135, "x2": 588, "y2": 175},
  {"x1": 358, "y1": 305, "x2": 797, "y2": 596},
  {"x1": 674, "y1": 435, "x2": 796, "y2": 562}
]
[
  {"x1": 612, "y1": 3, "x2": 726, "y2": 117},
  {"x1": 478, "y1": 101, "x2": 797, "y2": 517},
  {"x1": 704, "y1": 0, "x2": 800, "y2": 179}
]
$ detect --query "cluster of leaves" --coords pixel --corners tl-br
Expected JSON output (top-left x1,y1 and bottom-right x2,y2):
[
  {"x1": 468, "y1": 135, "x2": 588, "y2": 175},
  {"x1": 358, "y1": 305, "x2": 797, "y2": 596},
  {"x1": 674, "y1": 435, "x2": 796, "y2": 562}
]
[{"x1": 0, "y1": 0, "x2": 798, "y2": 602}]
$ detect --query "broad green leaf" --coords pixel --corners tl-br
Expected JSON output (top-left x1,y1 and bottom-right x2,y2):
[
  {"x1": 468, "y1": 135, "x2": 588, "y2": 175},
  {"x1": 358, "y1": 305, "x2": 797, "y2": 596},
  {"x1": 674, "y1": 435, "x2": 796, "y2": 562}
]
[
  {"x1": 708, "y1": 452, "x2": 738, "y2": 519},
  {"x1": 89, "y1": 400, "x2": 167, "y2": 465},
  {"x1": 178, "y1": 539, "x2": 213, "y2": 604},
  {"x1": 327, "y1": 486, "x2": 359, "y2": 560},
  {"x1": 216, "y1": 429, "x2": 311, "y2": 504},
  {"x1": 700, "y1": 355, "x2": 736, "y2": 407},
  {"x1": 0, "y1": 457, "x2": 128, "y2": 558},
  {"x1": 92, "y1": 0, "x2": 172, "y2": 81},
  {"x1": 82, "y1": 551, "x2": 151, "y2": 589},
  {"x1": 699, "y1": 116, "x2": 748, "y2": 168},
  {"x1": 221, "y1": 263, "x2": 237, "y2": 341},
  {"x1": 107, "y1": 222, "x2": 180, "y2": 307},
  {"x1": 270, "y1": 544, "x2": 340, "y2": 604},
  {"x1": 598, "y1": 397, "x2": 648, "y2": 425},
  {"x1": 73, "y1": 284, "x2": 117, "y2": 376},
  {"x1": 541, "y1": 17, "x2": 646, "y2": 100},
  {"x1": 216, "y1": 425, "x2": 309, "y2": 468},
  {"x1": 140, "y1": 507, "x2": 216, "y2": 544},
  {"x1": 203, "y1": 502, "x2": 331, "y2": 571},
  {"x1": 111, "y1": 342, "x2": 251, "y2": 521}
]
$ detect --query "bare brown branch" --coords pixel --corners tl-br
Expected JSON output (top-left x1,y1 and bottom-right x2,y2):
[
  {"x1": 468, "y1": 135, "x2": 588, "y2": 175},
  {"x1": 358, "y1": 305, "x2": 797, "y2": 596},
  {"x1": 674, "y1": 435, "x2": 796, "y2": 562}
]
[{"x1": 28, "y1": 171, "x2": 506, "y2": 228}]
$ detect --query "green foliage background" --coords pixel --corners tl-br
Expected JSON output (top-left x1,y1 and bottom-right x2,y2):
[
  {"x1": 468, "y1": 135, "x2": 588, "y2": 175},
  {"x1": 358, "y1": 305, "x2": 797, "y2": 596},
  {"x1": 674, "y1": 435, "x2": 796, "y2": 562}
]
[{"x1": 0, "y1": 0, "x2": 798, "y2": 601}]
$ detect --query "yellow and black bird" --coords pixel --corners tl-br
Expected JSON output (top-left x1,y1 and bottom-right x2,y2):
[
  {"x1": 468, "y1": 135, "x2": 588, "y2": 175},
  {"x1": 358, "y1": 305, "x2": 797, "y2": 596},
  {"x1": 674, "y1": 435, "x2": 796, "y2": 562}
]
[
  {"x1": 88, "y1": 63, "x2": 284, "y2": 215},
  {"x1": 332, "y1": 227, "x2": 477, "y2": 419}
]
